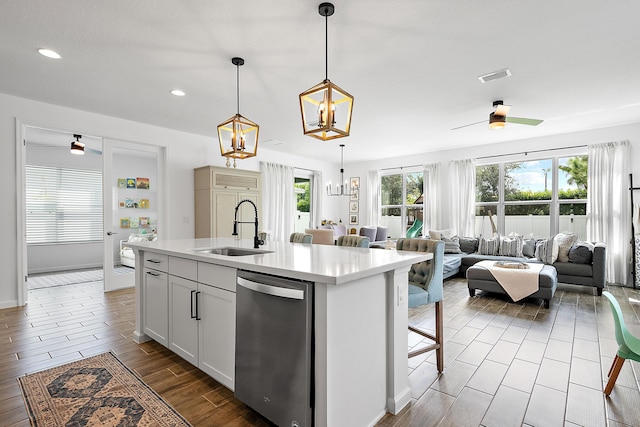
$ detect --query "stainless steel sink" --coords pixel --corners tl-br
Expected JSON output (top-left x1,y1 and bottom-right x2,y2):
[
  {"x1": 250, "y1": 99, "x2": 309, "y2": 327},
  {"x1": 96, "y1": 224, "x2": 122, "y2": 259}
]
[{"x1": 195, "y1": 247, "x2": 274, "y2": 256}]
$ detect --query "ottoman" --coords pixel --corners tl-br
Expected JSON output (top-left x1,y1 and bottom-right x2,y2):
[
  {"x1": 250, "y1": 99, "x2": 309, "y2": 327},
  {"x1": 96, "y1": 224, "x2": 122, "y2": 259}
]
[{"x1": 467, "y1": 264, "x2": 558, "y2": 308}]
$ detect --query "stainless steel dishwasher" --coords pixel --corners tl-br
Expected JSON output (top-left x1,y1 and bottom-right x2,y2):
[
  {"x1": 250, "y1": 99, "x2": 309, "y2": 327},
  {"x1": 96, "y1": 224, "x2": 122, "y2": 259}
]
[{"x1": 235, "y1": 270, "x2": 314, "y2": 427}]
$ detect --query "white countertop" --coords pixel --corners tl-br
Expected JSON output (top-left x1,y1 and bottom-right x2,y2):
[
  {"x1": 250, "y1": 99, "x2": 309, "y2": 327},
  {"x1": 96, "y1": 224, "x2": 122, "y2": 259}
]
[{"x1": 127, "y1": 238, "x2": 431, "y2": 285}]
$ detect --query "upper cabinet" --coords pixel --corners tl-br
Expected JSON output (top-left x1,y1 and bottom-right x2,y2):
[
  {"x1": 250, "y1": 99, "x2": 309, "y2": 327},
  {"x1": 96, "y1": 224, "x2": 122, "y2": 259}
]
[{"x1": 194, "y1": 166, "x2": 261, "y2": 239}]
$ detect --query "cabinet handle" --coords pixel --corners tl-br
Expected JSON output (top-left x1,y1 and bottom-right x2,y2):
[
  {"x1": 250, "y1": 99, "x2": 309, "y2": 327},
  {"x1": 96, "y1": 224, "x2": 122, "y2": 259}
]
[
  {"x1": 146, "y1": 271, "x2": 160, "y2": 277},
  {"x1": 190, "y1": 290, "x2": 196, "y2": 319},
  {"x1": 195, "y1": 291, "x2": 201, "y2": 320},
  {"x1": 147, "y1": 259, "x2": 161, "y2": 264}
]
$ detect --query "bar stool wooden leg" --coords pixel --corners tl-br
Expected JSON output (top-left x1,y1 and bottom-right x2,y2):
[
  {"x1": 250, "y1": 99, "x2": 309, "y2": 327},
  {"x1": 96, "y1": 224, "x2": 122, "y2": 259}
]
[{"x1": 435, "y1": 300, "x2": 443, "y2": 373}]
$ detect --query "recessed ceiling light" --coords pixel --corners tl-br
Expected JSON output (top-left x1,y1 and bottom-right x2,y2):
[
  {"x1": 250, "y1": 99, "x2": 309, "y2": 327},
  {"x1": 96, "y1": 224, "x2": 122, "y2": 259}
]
[
  {"x1": 170, "y1": 89, "x2": 186, "y2": 97},
  {"x1": 38, "y1": 48, "x2": 61, "y2": 59}
]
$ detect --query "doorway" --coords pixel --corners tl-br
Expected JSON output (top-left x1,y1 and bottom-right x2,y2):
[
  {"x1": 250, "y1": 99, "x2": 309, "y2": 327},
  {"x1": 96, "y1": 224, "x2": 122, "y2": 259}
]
[{"x1": 18, "y1": 124, "x2": 166, "y2": 303}]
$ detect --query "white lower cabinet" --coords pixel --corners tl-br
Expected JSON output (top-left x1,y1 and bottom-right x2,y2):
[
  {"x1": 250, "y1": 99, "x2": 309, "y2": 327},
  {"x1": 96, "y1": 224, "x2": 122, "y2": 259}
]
[
  {"x1": 143, "y1": 267, "x2": 169, "y2": 346},
  {"x1": 168, "y1": 261, "x2": 236, "y2": 390}
]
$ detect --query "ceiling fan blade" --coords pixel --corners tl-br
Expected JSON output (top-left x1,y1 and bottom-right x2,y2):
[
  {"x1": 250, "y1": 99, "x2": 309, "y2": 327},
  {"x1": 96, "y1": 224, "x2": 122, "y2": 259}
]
[
  {"x1": 494, "y1": 104, "x2": 511, "y2": 117},
  {"x1": 450, "y1": 120, "x2": 486, "y2": 131},
  {"x1": 506, "y1": 117, "x2": 544, "y2": 126}
]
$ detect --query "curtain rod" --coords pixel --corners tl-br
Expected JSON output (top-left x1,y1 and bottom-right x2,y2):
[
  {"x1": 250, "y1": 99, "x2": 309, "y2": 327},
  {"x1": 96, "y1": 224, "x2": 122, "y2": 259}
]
[
  {"x1": 476, "y1": 144, "x2": 588, "y2": 160},
  {"x1": 381, "y1": 164, "x2": 423, "y2": 171}
]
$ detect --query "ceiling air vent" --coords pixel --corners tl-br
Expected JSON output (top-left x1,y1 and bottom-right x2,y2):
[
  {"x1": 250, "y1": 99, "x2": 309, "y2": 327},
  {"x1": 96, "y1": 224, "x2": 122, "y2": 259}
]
[{"x1": 478, "y1": 68, "x2": 511, "y2": 83}]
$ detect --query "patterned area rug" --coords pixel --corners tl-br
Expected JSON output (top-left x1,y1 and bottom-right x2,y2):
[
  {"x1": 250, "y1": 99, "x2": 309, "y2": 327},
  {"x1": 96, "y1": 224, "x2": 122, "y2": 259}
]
[
  {"x1": 27, "y1": 267, "x2": 133, "y2": 290},
  {"x1": 18, "y1": 352, "x2": 191, "y2": 426}
]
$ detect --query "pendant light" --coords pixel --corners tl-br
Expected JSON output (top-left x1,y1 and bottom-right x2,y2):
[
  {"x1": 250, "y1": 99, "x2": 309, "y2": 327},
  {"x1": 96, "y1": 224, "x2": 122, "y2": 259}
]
[
  {"x1": 299, "y1": 3, "x2": 354, "y2": 141},
  {"x1": 70, "y1": 134, "x2": 84, "y2": 155},
  {"x1": 327, "y1": 144, "x2": 356, "y2": 196},
  {"x1": 217, "y1": 57, "x2": 259, "y2": 167}
]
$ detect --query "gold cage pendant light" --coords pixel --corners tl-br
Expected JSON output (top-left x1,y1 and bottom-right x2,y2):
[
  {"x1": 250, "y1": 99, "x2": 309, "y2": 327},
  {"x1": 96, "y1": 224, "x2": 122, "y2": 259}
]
[
  {"x1": 217, "y1": 57, "x2": 259, "y2": 167},
  {"x1": 299, "y1": 3, "x2": 354, "y2": 141}
]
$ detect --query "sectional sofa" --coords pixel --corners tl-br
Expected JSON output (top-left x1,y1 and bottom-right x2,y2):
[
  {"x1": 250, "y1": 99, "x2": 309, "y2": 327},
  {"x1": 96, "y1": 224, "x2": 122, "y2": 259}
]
[{"x1": 437, "y1": 236, "x2": 606, "y2": 296}]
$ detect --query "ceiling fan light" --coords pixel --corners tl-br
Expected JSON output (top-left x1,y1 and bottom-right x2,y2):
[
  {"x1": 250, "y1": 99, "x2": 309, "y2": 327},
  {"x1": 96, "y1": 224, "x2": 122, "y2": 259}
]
[{"x1": 489, "y1": 113, "x2": 506, "y2": 129}]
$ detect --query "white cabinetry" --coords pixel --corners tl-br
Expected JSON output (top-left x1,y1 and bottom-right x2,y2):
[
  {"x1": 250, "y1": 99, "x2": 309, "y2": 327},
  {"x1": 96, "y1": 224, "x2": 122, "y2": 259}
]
[
  {"x1": 194, "y1": 166, "x2": 261, "y2": 239},
  {"x1": 168, "y1": 256, "x2": 236, "y2": 390},
  {"x1": 142, "y1": 253, "x2": 169, "y2": 346}
]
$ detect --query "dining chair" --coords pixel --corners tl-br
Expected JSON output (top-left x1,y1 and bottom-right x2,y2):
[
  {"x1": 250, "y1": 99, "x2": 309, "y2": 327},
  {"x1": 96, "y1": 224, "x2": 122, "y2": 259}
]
[
  {"x1": 602, "y1": 291, "x2": 640, "y2": 395},
  {"x1": 396, "y1": 238, "x2": 444, "y2": 372},
  {"x1": 336, "y1": 235, "x2": 370, "y2": 247},
  {"x1": 304, "y1": 228, "x2": 334, "y2": 245},
  {"x1": 290, "y1": 232, "x2": 313, "y2": 244}
]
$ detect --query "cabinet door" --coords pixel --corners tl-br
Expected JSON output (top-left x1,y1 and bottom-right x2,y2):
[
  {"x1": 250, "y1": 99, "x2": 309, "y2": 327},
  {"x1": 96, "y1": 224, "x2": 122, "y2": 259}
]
[
  {"x1": 169, "y1": 275, "x2": 198, "y2": 365},
  {"x1": 237, "y1": 192, "x2": 259, "y2": 240},
  {"x1": 198, "y1": 283, "x2": 236, "y2": 390},
  {"x1": 142, "y1": 268, "x2": 168, "y2": 346},
  {"x1": 213, "y1": 191, "x2": 238, "y2": 238}
]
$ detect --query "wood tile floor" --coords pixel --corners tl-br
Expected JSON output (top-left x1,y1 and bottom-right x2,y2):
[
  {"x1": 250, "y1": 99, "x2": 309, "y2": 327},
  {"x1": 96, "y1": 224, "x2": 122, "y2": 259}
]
[{"x1": 1, "y1": 278, "x2": 640, "y2": 426}]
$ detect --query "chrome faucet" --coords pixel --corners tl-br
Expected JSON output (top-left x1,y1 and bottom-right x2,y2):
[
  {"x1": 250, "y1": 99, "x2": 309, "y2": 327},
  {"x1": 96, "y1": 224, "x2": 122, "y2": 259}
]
[{"x1": 232, "y1": 199, "x2": 263, "y2": 249}]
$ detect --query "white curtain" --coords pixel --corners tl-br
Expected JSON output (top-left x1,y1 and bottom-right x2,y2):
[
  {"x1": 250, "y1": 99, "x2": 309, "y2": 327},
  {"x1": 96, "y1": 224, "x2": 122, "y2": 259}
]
[
  {"x1": 423, "y1": 163, "x2": 440, "y2": 232},
  {"x1": 310, "y1": 170, "x2": 323, "y2": 229},
  {"x1": 587, "y1": 140, "x2": 630, "y2": 285},
  {"x1": 449, "y1": 159, "x2": 476, "y2": 237},
  {"x1": 260, "y1": 162, "x2": 295, "y2": 242},
  {"x1": 367, "y1": 169, "x2": 381, "y2": 225}
]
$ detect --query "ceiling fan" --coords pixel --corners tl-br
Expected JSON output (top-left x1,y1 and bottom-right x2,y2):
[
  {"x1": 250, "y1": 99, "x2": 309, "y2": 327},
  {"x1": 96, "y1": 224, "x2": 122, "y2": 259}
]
[{"x1": 451, "y1": 100, "x2": 544, "y2": 130}]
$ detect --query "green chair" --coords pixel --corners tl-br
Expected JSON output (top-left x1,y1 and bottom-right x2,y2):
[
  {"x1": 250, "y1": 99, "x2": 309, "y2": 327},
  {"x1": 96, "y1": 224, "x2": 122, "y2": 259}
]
[
  {"x1": 406, "y1": 219, "x2": 423, "y2": 238},
  {"x1": 602, "y1": 291, "x2": 640, "y2": 395}
]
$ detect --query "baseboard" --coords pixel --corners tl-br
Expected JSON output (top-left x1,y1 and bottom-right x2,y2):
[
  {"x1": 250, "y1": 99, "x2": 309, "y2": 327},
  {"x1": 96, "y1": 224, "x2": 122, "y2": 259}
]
[
  {"x1": 28, "y1": 263, "x2": 103, "y2": 275},
  {"x1": 387, "y1": 386, "x2": 411, "y2": 415},
  {"x1": 0, "y1": 299, "x2": 19, "y2": 309}
]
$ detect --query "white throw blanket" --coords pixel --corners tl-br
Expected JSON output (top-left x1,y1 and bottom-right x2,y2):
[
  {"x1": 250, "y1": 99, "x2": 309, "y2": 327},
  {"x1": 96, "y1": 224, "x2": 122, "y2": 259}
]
[{"x1": 475, "y1": 260, "x2": 544, "y2": 302}]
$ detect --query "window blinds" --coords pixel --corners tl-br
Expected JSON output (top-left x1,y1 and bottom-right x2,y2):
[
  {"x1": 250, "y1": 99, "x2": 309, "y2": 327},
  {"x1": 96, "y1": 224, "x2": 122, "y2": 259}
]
[{"x1": 26, "y1": 165, "x2": 103, "y2": 244}]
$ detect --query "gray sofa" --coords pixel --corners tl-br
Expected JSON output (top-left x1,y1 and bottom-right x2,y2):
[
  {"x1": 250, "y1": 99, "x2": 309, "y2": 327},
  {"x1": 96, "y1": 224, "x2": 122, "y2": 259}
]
[{"x1": 444, "y1": 241, "x2": 606, "y2": 296}]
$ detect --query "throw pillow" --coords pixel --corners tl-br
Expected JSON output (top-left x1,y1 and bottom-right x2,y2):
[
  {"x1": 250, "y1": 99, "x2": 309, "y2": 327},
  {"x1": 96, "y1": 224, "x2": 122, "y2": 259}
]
[
  {"x1": 569, "y1": 241, "x2": 594, "y2": 264},
  {"x1": 522, "y1": 238, "x2": 536, "y2": 258},
  {"x1": 535, "y1": 239, "x2": 549, "y2": 263},
  {"x1": 428, "y1": 228, "x2": 455, "y2": 240},
  {"x1": 442, "y1": 236, "x2": 461, "y2": 254},
  {"x1": 459, "y1": 237, "x2": 479, "y2": 253},
  {"x1": 478, "y1": 235, "x2": 500, "y2": 255},
  {"x1": 553, "y1": 233, "x2": 579, "y2": 263},
  {"x1": 500, "y1": 235, "x2": 524, "y2": 257}
]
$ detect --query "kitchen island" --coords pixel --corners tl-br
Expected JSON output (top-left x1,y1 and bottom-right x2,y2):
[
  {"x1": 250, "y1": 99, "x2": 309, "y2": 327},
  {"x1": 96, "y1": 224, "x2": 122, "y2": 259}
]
[{"x1": 127, "y1": 237, "x2": 431, "y2": 427}]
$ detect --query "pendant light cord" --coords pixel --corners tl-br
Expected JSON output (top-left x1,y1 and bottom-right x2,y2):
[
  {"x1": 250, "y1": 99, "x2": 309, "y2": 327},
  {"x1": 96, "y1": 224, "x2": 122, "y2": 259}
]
[
  {"x1": 236, "y1": 63, "x2": 240, "y2": 115},
  {"x1": 325, "y1": 10, "x2": 328, "y2": 81}
]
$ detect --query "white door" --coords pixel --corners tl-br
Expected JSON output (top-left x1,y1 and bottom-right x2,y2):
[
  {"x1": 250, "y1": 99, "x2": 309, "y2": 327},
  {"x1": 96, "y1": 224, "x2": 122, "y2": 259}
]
[{"x1": 103, "y1": 139, "x2": 165, "y2": 291}]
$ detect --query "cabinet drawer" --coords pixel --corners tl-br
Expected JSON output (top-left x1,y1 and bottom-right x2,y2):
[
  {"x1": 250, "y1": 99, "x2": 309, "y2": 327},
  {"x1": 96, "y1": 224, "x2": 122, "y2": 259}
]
[
  {"x1": 144, "y1": 253, "x2": 169, "y2": 272},
  {"x1": 169, "y1": 256, "x2": 198, "y2": 281},
  {"x1": 198, "y1": 263, "x2": 236, "y2": 292}
]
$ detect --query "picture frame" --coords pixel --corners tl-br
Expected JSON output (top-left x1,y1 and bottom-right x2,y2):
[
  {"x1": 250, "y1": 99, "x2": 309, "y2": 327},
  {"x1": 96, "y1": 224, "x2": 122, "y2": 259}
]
[
  {"x1": 117, "y1": 178, "x2": 126, "y2": 189},
  {"x1": 349, "y1": 214, "x2": 359, "y2": 225},
  {"x1": 350, "y1": 189, "x2": 359, "y2": 201},
  {"x1": 120, "y1": 218, "x2": 129, "y2": 228},
  {"x1": 350, "y1": 177, "x2": 360, "y2": 191},
  {"x1": 126, "y1": 178, "x2": 136, "y2": 188},
  {"x1": 136, "y1": 177, "x2": 150, "y2": 189},
  {"x1": 349, "y1": 201, "x2": 359, "y2": 213}
]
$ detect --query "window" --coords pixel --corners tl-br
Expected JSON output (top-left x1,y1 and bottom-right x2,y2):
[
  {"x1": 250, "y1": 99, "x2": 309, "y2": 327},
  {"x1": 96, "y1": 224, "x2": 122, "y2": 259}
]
[
  {"x1": 294, "y1": 176, "x2": 311, "y2": 233},
  {"x1": 26, "y1": 165, "x2": 103, "y2": 244},
  {"x1": 381, "y1": 170, "x2": 423, "y2": 238},
  {"x1": 475, "y1": 154, "x2": 587, "y2": 239}
]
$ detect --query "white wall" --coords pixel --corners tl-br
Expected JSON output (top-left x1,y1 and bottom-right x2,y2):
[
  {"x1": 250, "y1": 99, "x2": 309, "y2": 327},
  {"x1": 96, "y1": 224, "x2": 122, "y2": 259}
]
[
  {"x1": 347, "y1": 123, "x2": 640, "y2": 233},
  {"x1": 1, "y1": 92, "x2": 336, "y2": 307}
]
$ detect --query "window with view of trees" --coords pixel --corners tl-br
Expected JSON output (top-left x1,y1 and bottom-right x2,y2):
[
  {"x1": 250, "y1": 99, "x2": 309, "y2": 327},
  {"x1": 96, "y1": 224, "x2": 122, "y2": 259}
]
[
  {"x1": 475, "y1": 155, "x2": 588, "y2": 239},
  {"x1": 294, "y1": 177, "x2": 311, "y2": 233},
  {"x1": 380, "y1": 170, "x2": 423, "y2": 238}
]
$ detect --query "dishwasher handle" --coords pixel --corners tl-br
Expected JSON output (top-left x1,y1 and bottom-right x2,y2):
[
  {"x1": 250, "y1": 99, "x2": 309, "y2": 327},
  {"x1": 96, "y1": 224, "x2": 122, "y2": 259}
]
[{"x1": 237, "y1": 277, "x2": 305, "y2": 300}]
